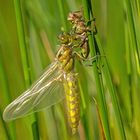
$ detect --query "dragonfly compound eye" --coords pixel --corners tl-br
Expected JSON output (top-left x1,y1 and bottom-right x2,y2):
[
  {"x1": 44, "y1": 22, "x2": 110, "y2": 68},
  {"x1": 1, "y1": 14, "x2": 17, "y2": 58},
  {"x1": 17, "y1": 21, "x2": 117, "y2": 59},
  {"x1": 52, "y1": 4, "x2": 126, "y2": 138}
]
[{"x1": 58, "y1": 33, "x2": 71, "y2": 45}]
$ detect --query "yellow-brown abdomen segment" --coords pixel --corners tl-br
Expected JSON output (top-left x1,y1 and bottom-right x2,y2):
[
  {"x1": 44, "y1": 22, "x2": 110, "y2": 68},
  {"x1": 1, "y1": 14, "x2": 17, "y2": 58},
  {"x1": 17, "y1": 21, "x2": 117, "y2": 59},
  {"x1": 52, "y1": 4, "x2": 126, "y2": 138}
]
[{"x1": 63, "y1": 72, "x2": 80, "y2": 134}]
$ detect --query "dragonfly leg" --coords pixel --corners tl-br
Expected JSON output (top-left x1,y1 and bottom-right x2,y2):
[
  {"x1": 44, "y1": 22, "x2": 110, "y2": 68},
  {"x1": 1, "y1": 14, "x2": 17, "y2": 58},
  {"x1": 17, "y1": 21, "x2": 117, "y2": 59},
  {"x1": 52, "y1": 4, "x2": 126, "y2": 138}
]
[
  {"x1": 55, "y1": 45, "x2": 64, "y2": 58},
  {"x1": 73, "y1": 51, "x2": 87, "y2": 62},
  {"x1": 74, "y1": 51, "x2": 105, "y2": 66},
  {"x1": 86, "y1": 17, "x2": 97, "y2": 34},
  {"x1": 89, "y1": 55, "x2": 105, "y2": 74}
]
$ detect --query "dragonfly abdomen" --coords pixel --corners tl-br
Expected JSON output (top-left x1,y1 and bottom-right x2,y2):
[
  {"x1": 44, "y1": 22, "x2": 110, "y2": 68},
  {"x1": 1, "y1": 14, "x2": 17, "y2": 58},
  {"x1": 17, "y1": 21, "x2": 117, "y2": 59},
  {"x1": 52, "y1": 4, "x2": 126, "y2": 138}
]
[{"x1": 63, "y1": 72, "x2": 80, "y2": 134}]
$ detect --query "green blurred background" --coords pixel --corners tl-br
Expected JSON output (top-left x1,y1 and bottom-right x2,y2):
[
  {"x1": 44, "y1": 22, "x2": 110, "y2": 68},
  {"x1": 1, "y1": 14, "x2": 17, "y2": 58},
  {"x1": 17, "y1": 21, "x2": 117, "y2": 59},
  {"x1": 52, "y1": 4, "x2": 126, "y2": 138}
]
[{"x1": 0, "y1": 0, "x2": 140, "y2": 140}]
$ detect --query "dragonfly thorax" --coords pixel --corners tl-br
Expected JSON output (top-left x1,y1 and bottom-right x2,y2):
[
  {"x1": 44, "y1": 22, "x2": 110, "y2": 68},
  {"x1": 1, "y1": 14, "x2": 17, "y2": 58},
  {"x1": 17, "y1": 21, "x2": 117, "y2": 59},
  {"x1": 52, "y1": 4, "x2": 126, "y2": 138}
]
[{"x1": 56, "y1": 45, "x2": 75, "y2": 73}]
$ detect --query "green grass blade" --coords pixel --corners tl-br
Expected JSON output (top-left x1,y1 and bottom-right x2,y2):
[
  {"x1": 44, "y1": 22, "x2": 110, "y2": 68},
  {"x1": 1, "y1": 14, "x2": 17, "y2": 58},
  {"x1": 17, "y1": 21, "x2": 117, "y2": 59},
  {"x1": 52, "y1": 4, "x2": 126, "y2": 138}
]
[
  {"x1": 32, "y1": 121, "x2": 40, "y2": 140},
  {"x1": 82, "y1": 0, "x2": 111, "y2": 139},
  {"x1": 95, "y1": 35, "x2": 126, "y2": 140},
  {"x1": 57, "y1": 0, "x2": 69, "y2": 31},
  {"x1": 14, "y1": 0, "x2": 30, "y2": 87}
]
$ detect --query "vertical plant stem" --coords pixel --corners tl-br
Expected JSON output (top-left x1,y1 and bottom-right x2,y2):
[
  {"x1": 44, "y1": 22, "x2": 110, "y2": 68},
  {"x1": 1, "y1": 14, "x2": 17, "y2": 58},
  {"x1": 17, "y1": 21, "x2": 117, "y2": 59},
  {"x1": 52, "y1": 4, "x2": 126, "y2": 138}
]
[
  {"x1": 95, "y1": 35, "x2": 126, "y2": 140},
  {"x1": 32, "y1": 121, "x2": 40, "y2": 140},
  {"x1": 125, "y1": 0, "x2": 140, "y2": 71},
  {"x1": 82, "y1": 0, "x2": 111, "y2": 139},
  {"x1": 14, "y1": 0, "x2": 30, "y2": 87},
  {"x1": 57, "y1": 0, "x2": 68, "y2": 32},
  {"x1": 0, "y1": 110, "x2": 11, "y2": 140}
]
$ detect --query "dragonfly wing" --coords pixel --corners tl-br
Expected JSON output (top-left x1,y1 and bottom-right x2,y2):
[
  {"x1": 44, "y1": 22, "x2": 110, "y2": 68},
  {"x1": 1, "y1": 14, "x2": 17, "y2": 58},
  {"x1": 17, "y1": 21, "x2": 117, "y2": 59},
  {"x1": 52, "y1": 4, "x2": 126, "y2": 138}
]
[
  {"x1": 3, "y1": 61, "x2": 65, "y2": 121},
  {"x1": 34, "y1": 80, "x2": 64, "y2": 111}
]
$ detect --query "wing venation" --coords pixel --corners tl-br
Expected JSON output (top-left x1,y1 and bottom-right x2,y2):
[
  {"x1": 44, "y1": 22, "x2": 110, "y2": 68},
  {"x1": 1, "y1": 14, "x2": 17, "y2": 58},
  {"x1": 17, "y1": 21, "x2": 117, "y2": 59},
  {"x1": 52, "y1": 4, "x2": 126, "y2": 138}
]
[{"x1": 3, "y1": 61, "x2": 65, "y2": 121}]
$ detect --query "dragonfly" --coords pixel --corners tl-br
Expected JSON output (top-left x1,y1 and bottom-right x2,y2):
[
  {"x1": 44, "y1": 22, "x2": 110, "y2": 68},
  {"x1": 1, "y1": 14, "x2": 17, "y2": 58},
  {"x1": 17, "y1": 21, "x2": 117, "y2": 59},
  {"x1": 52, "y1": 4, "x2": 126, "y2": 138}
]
[{"x1": 3, "y1": 10, "x2": 94, "y2": 134}]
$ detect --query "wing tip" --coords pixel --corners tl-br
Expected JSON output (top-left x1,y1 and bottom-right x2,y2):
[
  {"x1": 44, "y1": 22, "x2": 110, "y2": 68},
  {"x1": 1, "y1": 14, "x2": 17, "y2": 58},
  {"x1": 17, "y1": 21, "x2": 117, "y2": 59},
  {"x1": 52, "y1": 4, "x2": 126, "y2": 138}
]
[
  {"x1": 3, "y1": 110, "x2": 11, "y2": 122},
  {"x1": 2, "y1": 105, "x2": 16, "y2": 122}
]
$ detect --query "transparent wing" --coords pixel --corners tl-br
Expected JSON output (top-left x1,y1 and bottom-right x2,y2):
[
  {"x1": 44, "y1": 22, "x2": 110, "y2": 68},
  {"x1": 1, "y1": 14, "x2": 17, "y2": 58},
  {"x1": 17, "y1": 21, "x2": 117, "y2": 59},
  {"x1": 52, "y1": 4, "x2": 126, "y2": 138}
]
[{"x1": 3, "y1": 61, "x2": 65, "y2": 121}]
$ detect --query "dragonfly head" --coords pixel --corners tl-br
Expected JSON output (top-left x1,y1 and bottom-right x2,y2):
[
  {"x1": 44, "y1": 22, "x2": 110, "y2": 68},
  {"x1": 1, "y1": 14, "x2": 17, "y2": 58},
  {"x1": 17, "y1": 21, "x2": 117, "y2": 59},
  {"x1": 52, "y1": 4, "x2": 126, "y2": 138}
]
[{"x1": 58, "y1": 32, "x2": 72, "y2": 46}]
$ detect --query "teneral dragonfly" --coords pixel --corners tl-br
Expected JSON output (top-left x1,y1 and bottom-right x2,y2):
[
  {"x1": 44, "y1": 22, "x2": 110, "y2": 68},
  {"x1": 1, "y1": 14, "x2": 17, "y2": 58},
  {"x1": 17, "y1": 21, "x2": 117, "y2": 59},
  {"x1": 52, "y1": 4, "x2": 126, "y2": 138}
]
[{"x1": 3, "y1": 10, "x2": 93, "y2": 134}]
